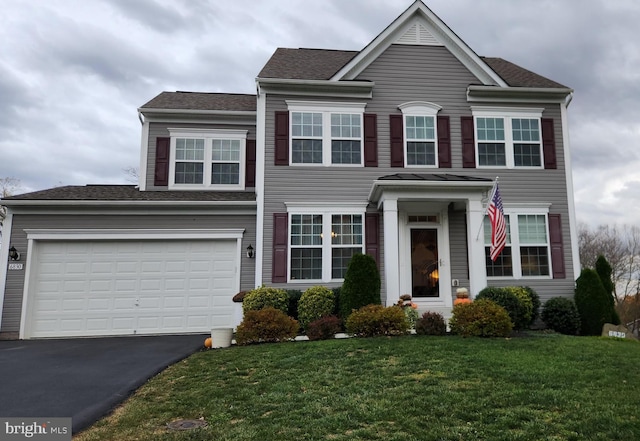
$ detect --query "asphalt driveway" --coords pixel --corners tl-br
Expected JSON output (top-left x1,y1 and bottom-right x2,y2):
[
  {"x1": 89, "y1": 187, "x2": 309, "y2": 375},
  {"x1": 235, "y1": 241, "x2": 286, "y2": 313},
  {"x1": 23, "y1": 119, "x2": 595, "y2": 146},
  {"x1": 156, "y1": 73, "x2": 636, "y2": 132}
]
[{"x1": 0, "y1": 334, "x2": 208, "y2": 434}]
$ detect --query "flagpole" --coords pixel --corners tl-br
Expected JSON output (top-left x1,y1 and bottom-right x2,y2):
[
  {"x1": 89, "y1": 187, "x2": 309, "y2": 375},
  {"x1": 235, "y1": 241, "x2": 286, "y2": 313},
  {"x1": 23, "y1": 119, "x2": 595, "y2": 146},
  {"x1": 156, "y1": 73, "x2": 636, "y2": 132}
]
[{"x1": 475, "y1": 176, "x2": 499, "y2": 241}]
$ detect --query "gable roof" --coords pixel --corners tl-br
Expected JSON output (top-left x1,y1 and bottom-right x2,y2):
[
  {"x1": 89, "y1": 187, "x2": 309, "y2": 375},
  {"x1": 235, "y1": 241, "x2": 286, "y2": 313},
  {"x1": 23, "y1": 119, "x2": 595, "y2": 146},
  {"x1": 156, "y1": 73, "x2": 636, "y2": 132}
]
[
  {"x1": 257, "y1": 48, "x2": 358, "y2": 80},
  {"x1": 1, "y1": 185, "x2": 256, "y2": 206},
  {"x1": 481, "y1": 57, "x2": 568, "y2": 89},
  {"x1": 140, "y1": 92, "x2": 256, "y2": 112}
]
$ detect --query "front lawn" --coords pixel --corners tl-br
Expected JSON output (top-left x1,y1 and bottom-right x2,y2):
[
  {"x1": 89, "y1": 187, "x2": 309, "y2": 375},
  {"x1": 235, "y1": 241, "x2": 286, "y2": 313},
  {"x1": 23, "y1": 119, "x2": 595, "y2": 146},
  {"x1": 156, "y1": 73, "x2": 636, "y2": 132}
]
[{"x1": 75, "y1": 333, "x2": 640, "y2": 441}]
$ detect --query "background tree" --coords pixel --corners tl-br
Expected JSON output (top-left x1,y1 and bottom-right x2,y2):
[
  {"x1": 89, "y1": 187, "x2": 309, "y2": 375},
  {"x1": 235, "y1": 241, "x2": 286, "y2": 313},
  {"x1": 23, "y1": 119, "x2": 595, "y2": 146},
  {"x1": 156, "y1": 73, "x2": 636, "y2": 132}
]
[{"x1": 0, "y1": 177, "x2": 22, "y2": 240}]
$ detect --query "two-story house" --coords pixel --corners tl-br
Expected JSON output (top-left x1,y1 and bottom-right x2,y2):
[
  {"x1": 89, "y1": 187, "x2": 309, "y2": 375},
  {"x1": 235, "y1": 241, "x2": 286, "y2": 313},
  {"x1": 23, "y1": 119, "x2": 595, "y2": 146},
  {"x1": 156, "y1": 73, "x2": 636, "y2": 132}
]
[{"x1": 0, "y1": 1, "x2": 579, "y2": 339}]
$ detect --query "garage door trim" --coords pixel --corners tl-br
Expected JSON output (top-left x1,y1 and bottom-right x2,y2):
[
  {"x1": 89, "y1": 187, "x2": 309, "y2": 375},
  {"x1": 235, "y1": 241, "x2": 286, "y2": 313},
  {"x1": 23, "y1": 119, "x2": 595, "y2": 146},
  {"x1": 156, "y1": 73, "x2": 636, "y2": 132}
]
[{"x1": 20, "y1": 228, "x2": 244, "y2": 339}]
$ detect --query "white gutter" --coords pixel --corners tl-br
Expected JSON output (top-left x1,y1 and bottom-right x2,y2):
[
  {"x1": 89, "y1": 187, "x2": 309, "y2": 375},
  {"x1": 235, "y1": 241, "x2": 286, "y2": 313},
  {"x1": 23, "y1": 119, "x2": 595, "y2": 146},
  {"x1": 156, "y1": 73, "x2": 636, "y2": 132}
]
[
  {"x1": 138, "y1": 108, "x2": 256, "y2": 117},
  {"x1": 1, "y1": 200, "x2": 257, "y2": 208}
]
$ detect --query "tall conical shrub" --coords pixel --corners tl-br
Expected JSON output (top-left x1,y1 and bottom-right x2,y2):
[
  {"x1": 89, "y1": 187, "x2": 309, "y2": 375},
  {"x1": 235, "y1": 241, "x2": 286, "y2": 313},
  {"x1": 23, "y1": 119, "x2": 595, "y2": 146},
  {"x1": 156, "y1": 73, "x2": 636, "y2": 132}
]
[
  {"x1": 595, "y1": 255, "x2": 620, "y2": 325},
  {"x1": 574, "y1": 268, "x2": 612, "y2": 335},
  {"x1": 339, "y1": 253, "x2": 381, "y2": 319}
]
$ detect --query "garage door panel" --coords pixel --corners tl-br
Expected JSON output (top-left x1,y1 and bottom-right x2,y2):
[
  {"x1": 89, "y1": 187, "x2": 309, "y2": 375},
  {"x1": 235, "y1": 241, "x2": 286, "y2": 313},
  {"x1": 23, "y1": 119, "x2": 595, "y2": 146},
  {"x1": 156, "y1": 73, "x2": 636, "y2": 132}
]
[{"x1": 28, "y1": 239, "x2": 238, "y2": 338}]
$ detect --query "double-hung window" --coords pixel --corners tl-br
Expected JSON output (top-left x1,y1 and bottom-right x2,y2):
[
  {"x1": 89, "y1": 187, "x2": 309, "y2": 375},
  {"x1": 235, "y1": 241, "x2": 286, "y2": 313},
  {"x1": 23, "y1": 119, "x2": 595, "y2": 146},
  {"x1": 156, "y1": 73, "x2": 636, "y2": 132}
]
[
  {"x1": 472, "y1": 108, "x2": 544, "y2": 169},
  {"x1": 169, "y1": 129, "x2": 246, "y2": 189},
  {"x1": 288, "y1": 204, "x2": 366, "y2": 282},
  {"x1": 287, "y1": 101, "x2": 366, "y2": 166},
  {"x1": 484, "y1": 209, "x2": 551, "y2": 278},
  {"x1": 399, "y1": 102, "x2": 441, "y2": 167}
]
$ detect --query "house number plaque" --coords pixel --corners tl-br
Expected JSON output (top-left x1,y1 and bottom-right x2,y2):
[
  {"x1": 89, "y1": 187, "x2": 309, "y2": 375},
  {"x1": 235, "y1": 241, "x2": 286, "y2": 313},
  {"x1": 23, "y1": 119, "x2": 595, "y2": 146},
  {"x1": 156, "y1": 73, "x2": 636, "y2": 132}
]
[{"x1": 8, "y1": 263, "x2": 23, "y2": 270}]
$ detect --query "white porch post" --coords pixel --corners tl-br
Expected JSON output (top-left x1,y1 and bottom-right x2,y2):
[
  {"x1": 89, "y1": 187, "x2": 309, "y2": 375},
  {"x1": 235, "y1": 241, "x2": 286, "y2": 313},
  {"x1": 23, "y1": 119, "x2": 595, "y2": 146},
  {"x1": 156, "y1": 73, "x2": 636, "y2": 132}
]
[
  {"x1": 466, "y1": 197, "x2": 487, "y2": 297},
  {"x1": 382, "y1": 197, "x2": 400, "y2": 306}
]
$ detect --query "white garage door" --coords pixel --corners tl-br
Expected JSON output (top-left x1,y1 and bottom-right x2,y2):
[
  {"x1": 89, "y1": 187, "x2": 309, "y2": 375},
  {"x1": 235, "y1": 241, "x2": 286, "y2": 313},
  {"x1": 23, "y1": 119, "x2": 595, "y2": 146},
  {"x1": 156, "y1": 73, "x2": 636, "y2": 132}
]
[{"x1": 26, "y1": 240, "x2": 238, "y2": 338}]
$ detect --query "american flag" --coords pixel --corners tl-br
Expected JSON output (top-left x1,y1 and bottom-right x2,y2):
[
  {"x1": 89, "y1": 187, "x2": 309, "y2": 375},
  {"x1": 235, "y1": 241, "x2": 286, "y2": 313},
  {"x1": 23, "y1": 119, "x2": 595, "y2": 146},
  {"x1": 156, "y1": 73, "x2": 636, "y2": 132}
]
[{"x1": 487, "y1": 184, "x2": 506, "y2": 261}]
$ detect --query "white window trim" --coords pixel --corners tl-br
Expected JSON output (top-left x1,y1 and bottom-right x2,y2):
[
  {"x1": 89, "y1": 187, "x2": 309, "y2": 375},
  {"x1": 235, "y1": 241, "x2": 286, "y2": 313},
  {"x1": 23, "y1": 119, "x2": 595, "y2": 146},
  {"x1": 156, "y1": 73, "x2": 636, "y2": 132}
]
[
  {"x1": 399, "y1": 102, "x2": 441, "y2": 168},
  {"x1": 285, "y1": 203, "x2": 368, "y2": 283},
  {"x1": 484, "y1": 205, "x2": 552, "y2": 280},
  {"x1": 286, "y1": 101, "x2": 367, "y2": 167},
  {"x1": 168, "y1": 128, "x2": 247, "y2": 190},
  {"x1": 471, "y1": 107, "x2": 544, "y2": 170}
]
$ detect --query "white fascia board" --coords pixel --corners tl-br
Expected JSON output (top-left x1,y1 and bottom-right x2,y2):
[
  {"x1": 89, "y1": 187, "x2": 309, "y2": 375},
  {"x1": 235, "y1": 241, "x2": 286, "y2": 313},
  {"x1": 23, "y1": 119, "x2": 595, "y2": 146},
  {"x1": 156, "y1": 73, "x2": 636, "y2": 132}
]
[
  {"x1": 255, "y1": 82, "x2": 267, "y2": 288},
  {"x1": 256, "y1": 78, "x2": 374, "y2": 99},
  {"x1": 1, "y1": 200, "x2": 257, "y2": 208},
  {"x1": 0, "y1": 210, "x2": 14, "y2": 330},
  {"x1": 138, "y1": 108, "x2": 256, "y2": 117},
  {"x1": 24, "y1": 228, "x2": 245, "y2": 241},
  {"x1": 331, "y1": 2, "x2": 506, "y2": 87},
  {"x1": 284, "y1": 201, "x2": 369, "y2": 213},
  {"x1": 467, "y1": 86, "x2": 574, "y2": 104},
  {"x1": 369, "y1": 179, "x2": 494, "y2": 203},
  {"x1": 470, "y1": 106, "x2": 545, "y2": 118},
  {"x1": 7, "y1": 207, "x2": 257, "y2": 216}
]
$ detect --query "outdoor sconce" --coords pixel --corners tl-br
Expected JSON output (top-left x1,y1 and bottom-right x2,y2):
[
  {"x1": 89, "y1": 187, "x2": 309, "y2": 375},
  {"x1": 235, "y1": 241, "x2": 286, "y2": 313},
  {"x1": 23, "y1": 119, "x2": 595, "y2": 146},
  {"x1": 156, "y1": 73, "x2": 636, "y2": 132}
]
[
  {"x1": 246, "y1": 244, "x2": 254, "y2": 259},
  {"x1": 8, "y1": 246, "x2": 20, "y2": 261}
]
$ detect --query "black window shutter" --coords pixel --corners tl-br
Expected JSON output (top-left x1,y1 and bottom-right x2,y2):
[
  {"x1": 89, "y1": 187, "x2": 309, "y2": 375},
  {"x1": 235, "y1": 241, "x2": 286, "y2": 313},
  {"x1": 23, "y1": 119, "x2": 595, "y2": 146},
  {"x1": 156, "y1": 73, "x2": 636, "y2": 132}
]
[
  {"x1": 365, "y1": 213, "x2": 380, "y2": 268},
  {"x1": 390, "y1": 114, "x2": 404, "y2": 167},
  {"x1": 154, "y1": 137, "x2": 170, "y2": 186},
  {"x1": 363, "y1": 113, "x2": 378, "y2": 167},
  {"x1": 274, "y1": 111, "x2": 289, "y2": 166},
  {"x1": 272, "y1": 213, "x2": 288, "y2": 283},
  {"x1": 542, "y1": 118, "x2": 557, "y2": 169},
  {"x1": 245, "y1": 139, "x2": 256, "y2": 188},
  {"x1": 437, "y1": 115, "x2": 451, "y2": 168},
  {"x1": 548, "y1": 214, "x2": 565, "y2": 279},
  {"x1": 461, "y1": 116, "x2": 476, "y2": 168}
]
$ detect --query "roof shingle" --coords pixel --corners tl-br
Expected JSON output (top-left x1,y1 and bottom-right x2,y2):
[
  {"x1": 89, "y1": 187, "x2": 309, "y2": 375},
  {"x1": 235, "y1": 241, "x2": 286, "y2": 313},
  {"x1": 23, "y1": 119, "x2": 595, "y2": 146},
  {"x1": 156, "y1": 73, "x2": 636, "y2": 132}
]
[
  {"x1": 258, "y1": 48, "x2": 358, "y2": 80},
  {"x1": 481, "y1": 57, "x2": 568, "y2": 89},
  {"x1": 140, "y1": 92, "x2": 256, "y2": 112}
]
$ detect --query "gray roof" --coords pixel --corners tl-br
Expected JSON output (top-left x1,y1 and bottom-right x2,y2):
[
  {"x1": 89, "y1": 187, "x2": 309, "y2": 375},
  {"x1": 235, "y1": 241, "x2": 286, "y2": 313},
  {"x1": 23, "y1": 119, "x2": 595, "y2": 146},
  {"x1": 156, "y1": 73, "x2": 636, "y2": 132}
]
[
  {"x1": 140, "y1": 92, "x2": 256, "y2": 112},
  {"x1": 2, "y1": 185, "x2": 256, "y2": 203},
  {"x1": 480, "y1": 57, "x2": 568, "y2": 89},
  {"x1": 379, "y1": 173, "x2": 493, "y2": 183},
  {"x1": 257, "y1": 48, "x2": 568, "y2": 89},
  {"x1": 257, "y1": 48, "x2": 359, "y2": 80}
]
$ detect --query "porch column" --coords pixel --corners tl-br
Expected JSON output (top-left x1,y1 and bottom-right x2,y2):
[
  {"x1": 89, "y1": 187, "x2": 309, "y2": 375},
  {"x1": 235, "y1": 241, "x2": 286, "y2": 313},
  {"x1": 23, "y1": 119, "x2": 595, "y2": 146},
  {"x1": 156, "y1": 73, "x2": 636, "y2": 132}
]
[
  {"x1": 466, "y1": 197, "x2": 487, "y2": 297},
  {"x1": 382, "y1": 197, "x2": 400, "y2": 305}
]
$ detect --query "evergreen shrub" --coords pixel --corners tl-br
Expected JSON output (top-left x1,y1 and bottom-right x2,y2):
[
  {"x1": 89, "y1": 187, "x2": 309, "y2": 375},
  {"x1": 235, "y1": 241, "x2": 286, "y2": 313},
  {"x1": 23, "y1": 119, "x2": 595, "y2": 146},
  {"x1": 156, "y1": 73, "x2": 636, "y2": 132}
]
[
  {"x1": 449, "y1": 299, "x2": 513, "y2": 338},
  {"x1": 541, "y1": 297, "x2": 581, "y2": 335},
  {"x1": 345, "y1": 304, "x2": 409, "y2": 337},
  {"x1": 339, "y1": 254, "x2": 381, "y2": 319},
  {"x1": 574, "y1": 268, "x2": 613, "y2": 335},
  {"x1": 235, "y1": 307, "x2": 299, "y2": 345},
  {"x1": 298, "y1": 286, "x2": 335, "y2": 331},
  {"x1": 476, "y1": 287, "x2": 531, "y2": 330},
  {"x1": 415, "y1": 311, "x2": 447, "y2": 336},
  {"x1": 242, "y1": 286, "x2": 289, "y2": 314},
  {"x1": 306, "y1": 315, "x2": 342, "y2": 341}
]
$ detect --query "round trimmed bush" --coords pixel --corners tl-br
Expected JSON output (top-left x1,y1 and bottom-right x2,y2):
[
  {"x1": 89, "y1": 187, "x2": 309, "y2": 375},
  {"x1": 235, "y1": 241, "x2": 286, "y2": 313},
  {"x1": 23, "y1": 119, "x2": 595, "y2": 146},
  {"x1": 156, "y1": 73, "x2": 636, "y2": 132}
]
[
  {"x1": 298, "y1": 286, "x2": 335, "y2": 331},
  {"x1": 339, "y1": 254, "x2": 381, "y2": 319},
  {"x1": 242, "y1": 286, "x2": 288, "y2": 314},
  {"x1": 522, "y1": 286, "x2": 541, "y2": 324},
  {"x1": 415, "y1": 311, "x2": 446, "y2": 336},
  {"x1": 235, "y1": 307, "x2": 299, "y2": 345},
  {"x1": 345, "y1": 304, "x2": 409, "y2": 337},
  {"x1": 476, "y1": 287, "x2": 531, "y2": 330},
  {"x1": 541, "y1": 297, "x2": 580, "y2": 335},
  {"x1": 306, "y1": 315, "x2": 342, "y2": 341},
  {"x1": 449, "y1": 299, "x2": 513, "y2": 338},
  {"x1": 505, "y1": 286, "x2": 534, "y2": 328}
]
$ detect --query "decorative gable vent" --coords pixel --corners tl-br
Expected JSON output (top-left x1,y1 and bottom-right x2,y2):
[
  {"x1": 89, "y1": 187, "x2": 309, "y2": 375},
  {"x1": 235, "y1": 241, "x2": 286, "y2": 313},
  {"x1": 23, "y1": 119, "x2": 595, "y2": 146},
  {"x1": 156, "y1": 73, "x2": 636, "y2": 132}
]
[{"x1": 396, "y1": 22, "x2": 441, "y2": 46}]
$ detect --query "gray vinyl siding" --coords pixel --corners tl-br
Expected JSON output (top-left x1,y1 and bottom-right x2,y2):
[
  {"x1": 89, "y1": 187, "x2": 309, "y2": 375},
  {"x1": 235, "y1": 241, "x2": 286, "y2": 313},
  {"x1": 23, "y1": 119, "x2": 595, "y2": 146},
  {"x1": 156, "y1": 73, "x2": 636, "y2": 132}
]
[
  {"x1": 262, "y1": 44, "x2": 575, "y2": 301},
  {"x1": 1, "y1": 213, "x2": 256, "y2": 335},
  {"x1": 449, "y1": 209, "x2": 470, "y2": 291},
  {"x1": 145, "y1": 122, "x2": 256, "y2": 191}
]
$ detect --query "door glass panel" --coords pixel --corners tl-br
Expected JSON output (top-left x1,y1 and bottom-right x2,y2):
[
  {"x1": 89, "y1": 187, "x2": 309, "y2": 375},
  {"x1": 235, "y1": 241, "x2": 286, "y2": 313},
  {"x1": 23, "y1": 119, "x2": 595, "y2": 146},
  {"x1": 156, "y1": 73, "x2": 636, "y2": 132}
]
[{"x1": 411, "y1": 229, "x2": 439, "y2": 298}]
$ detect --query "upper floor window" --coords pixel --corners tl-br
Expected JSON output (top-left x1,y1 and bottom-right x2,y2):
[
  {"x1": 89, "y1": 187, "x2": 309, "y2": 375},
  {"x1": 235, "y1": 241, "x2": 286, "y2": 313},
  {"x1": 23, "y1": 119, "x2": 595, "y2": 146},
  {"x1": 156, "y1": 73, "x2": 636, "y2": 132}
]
[
  {"x1": 484, "y1": 209, "x2": 551, "y2": 279},
  {"x1": 168, "y1": 128, "x2": 246, "y2": 190},
  {"x1": 399, "y1": 102, "x2": 441, "y2": 168},
  {"x1": 472, "y1": 107, "x2": 544, "y2": 169},
  {"x1": 287, "y1": 101, "x2": 366, "y2": 166}
]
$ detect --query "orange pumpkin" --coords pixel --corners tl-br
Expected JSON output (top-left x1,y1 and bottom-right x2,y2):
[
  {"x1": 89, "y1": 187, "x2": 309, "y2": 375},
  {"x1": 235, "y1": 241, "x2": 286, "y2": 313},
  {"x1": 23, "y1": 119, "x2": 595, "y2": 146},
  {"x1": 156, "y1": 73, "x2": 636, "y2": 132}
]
[
  {"x1": 453, "y1": 298, "x2": 472, "y2": 306},
  {"x1": 204, "y1": 337, "x2": 213, "y2": 348}
]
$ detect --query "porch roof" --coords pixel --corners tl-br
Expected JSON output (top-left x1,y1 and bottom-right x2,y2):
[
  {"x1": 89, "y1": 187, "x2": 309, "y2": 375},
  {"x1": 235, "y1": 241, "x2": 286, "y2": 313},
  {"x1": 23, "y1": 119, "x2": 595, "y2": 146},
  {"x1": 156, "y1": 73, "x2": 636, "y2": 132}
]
[{"x1": 369, "y1": 173, "x2": 493, "y2": 203}]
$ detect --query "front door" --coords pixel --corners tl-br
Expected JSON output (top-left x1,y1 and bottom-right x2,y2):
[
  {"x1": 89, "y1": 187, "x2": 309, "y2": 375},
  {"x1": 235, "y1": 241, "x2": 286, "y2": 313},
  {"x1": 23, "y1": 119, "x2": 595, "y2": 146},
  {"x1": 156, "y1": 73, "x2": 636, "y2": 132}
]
[{"x1": 411, "y1": 229, "x2": 439, "y2": 298}]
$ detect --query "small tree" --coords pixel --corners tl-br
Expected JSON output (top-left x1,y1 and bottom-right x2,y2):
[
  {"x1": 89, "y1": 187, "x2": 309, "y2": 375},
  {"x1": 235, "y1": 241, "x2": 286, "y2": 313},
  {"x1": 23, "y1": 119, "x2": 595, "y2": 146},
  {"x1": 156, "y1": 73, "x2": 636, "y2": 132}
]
[
  {"x1": 574, "y1": 268, "x2": 613, "y2": 335},
  {"x1": 595, "y1": 255, "x2": 621, "y2": 325},
  {"x1": 339, "y1": 254, "x2": 380, "y2": 319}
]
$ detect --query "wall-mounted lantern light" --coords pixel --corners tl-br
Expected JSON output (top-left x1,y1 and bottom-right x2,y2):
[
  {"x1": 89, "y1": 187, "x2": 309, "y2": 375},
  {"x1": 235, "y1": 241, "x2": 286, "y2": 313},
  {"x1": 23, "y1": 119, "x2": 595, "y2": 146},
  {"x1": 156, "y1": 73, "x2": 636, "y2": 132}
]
[
  {"x1": 8, "y1": 246, "x2": 21, "y2": 261},
  {"x1": 246, "y1": 244, "x2": 254, "y2": 259}
]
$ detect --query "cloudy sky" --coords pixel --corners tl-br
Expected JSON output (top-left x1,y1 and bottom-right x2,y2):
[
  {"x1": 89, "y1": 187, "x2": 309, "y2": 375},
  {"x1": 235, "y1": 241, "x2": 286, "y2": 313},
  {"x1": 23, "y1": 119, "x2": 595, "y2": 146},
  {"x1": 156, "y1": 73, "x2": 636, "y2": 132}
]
[{"x1": 1, "y1": 0, "x2": 638, "y2": 227}]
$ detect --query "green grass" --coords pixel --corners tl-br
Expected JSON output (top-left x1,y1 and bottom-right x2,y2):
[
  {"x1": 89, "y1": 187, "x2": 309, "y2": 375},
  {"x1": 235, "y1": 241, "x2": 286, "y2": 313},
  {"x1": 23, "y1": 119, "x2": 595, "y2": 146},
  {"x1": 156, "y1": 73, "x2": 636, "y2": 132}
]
[{"x1": 75, "y1": 333, "x2": 640, "y2": 441}]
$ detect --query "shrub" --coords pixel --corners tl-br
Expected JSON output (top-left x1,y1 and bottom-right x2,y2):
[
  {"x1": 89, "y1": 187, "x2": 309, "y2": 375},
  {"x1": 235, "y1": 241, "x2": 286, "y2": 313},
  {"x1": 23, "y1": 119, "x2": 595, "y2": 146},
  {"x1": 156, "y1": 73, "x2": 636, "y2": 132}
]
[
  {"x1": 574, "y1": 268, "x2": 612, "y2": 335},
  {"x1": 449, "y1": 299, "x2": 513, "y2": 338},
  {"x1": 505, "y1": 286, "x2": 534, "y2": 327},
  {"x1": 306, "y1": 315, "x2": 342, "y2": 341},
  {"x1": 541, "y1": 297, "x2": 581, "y2": 335},
  {"x1": 522, "y1": 286, "x2": 541, "y2": 324},
  {"x1": 415, "y1": 311, "x2": 446, "y2": 336},
  {"x1": 242, "y1": 286, "x2": 288, "y2": 314},
  {"x1": 332, "y1": 287, "x2": 342, "y2": 316},
  {"x1": 339, "y1": 254, "x2": 381, "y2": 319},
  {"x1": 298, "y1": 286, "x2": 336, "y2": 331},
  {"x1": 476, "y1": 287, "x2": 531, "y2": 330},
  {"x1": 345, "y1": 304, "x2": 409, "y2": 337},
  {"x1": 595, "y1": 255, "x2": 621, "y2": 325},
  {"x1": 286, "y1": 289, "x2": 303, "y2": 320},
  {"x1": 235, "y1": 307, "x2": 299, "y2": 345}
]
